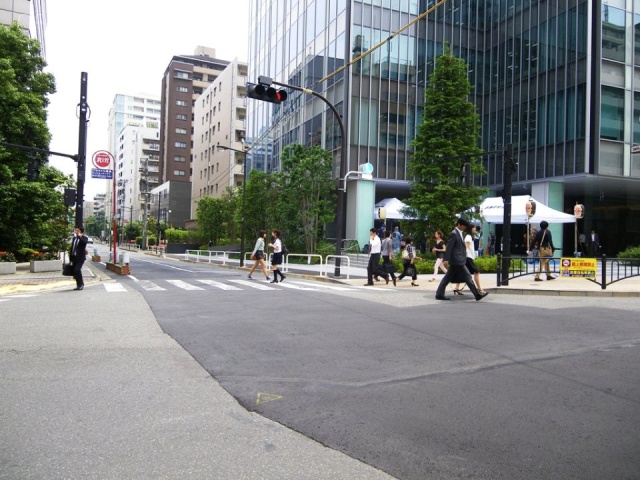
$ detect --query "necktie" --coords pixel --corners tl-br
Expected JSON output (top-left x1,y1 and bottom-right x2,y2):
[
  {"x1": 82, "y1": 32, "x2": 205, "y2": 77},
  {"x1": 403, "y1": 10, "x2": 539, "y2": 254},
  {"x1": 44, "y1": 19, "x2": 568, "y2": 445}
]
[{"x1": 72, "y1": 238, "x2": 77, "y2": 256}]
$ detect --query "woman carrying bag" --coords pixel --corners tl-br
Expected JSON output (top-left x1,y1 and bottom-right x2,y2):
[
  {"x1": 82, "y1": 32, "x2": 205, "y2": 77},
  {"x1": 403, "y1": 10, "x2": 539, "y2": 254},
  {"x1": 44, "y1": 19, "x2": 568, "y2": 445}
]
[
  {"x1": 397, "y1": 237, "x2": 422, "y2": 286},
  {"x1": 247, "y1": 230, "x2": 271, "y2": 281}
]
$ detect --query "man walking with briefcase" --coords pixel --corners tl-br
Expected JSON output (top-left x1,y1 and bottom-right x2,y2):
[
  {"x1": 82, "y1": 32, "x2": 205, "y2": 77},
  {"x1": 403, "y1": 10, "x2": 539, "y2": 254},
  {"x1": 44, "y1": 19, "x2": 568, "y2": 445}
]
[{"x1": 69, "y1": 226, "x2": 88, "y2": 290}]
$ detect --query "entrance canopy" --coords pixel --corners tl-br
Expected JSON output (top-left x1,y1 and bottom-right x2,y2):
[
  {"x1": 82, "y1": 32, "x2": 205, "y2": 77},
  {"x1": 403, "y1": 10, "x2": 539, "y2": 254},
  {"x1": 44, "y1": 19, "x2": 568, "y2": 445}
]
[
  {"x1": 374, "y1": 197, "x2": 416, "y2": 220},
  {"x1": 479, "y1": 195, "x2": 576, "y2": 224}
]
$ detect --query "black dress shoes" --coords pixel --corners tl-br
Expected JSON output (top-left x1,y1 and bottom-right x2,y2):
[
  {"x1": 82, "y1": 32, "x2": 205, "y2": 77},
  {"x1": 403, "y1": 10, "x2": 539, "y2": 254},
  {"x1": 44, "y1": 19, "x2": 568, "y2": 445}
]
[
  {"x1": 73, "y1": 286, "x2": 84, "y2": 291},
  {"x1": 435, "y1": 295, "x2": 450, "y2": 300},
  {"x1": 364, "y1": 282, "x2": 374, "y2": 286},
  {"x1": 475, "y1": 292, "x2": 489, "y2": 301}
]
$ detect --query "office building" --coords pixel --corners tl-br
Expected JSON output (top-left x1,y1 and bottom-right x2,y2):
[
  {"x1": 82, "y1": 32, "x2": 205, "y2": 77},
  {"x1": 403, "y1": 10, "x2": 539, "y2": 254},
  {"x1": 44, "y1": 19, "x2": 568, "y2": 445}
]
[
  {"x1": 247, "y1": 0, "x2": 640, "y2": 255},
  {"x1": 1, "y1": 0, "x2": 47, "y2": 57}
]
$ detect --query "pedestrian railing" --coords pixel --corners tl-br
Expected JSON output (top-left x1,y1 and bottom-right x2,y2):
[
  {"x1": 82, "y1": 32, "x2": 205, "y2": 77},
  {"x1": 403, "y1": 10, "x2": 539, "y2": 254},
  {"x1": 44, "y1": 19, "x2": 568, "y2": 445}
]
[
  {"x1": 184, "y1": 249, "x2": 234, "y2": 265},
  {"x1": 324, "y1": 255, "x2": 351, "y2": 279},
  {"x1": 497, "y1": 254, "x2": 640, "y2": 289},
  {"x1": 282, "y1": 254, "x2": 323, "y2": 274}
]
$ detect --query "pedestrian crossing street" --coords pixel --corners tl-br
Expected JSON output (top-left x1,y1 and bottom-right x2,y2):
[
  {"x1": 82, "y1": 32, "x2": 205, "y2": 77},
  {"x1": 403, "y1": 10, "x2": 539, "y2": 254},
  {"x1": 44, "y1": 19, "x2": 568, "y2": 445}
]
[{"x1": 100, "y1": 277, "x2": 398, "y2": 294}]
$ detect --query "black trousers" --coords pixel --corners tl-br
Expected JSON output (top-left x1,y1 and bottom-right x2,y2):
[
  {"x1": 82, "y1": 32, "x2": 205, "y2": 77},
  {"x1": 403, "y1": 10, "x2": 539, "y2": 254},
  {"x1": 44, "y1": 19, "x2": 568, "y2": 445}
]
[
  {"x1": 367, "y1": 253, "x2": 387, "y2": 283},
  {"x1": 435, "y1": 263, "x2": 480, "y2": 298},
  {"x1": 72, "y1": 259, "x2": 85, "y2": 288}
]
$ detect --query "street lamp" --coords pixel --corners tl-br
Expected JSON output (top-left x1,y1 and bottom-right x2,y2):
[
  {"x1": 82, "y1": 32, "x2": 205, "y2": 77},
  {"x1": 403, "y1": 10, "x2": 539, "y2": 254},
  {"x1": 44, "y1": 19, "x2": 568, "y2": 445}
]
[{"x1": 218, "y1": 142, "x2": 249, "y2": 266}]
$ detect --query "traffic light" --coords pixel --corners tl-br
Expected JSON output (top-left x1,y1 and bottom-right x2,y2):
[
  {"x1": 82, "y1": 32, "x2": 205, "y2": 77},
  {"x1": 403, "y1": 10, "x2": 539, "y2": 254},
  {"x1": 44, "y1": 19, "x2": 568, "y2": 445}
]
[
  {"x1": 247, "y1": 82, "x2": 287, "y2": 104},
  {"x1": 64, "y1": 188, "x2": 77, "y2": 207},
  {"x1": 27, "y1": 156, "x2": 40, "y2": 181}
]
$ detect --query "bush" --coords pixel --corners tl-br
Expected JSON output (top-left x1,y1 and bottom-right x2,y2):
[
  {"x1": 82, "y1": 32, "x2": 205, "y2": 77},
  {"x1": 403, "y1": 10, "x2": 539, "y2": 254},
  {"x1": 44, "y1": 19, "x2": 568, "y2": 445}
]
[
  {"x1": 0, "y1": 251, "x2": 17, "y2": 262},
  {"x1": 618, "y1": 245, "x2": 640, "y2": 258}
]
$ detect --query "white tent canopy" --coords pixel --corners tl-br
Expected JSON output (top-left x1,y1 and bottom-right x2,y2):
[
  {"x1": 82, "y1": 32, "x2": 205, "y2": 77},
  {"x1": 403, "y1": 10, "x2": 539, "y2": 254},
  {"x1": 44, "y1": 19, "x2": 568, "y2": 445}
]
[
  {"x1": 374, "y1": 197, "x2": 415, "y2": 220},
  {"x1": 479, "y1": 195, "x2": 576, "y2": 224}
]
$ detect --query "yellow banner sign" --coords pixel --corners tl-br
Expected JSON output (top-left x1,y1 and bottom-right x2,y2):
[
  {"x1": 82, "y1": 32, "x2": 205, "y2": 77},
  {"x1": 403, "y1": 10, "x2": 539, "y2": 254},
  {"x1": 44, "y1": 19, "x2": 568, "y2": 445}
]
[{"x1": 560, "y1": 257, "x2": 597, "y2": 279}]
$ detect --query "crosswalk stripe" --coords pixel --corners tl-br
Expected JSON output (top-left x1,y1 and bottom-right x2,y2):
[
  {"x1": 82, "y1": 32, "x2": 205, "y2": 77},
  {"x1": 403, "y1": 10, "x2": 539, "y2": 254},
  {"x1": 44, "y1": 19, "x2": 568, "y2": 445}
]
[
  {"x1": 137, "y1": 280, "x2": 166, "y2": 291},
  {"x1": 104, "y1": 283, "x2": 127, "y2": 292},
  {"x1": 230, "y1": 279, "x2": 278, "y2": 290},
  {"x1": 291, "y1": 281, "x2": 355, "y2": 291},
  {"x1": 275, "y1": 282, "x2": 318, "y2": 290},
  {"x1": 197, "y1": 279, "x2": 242, "y2": 290},
  {"x1": 166, "y1": 280, "x2": 205, "y2": 290}
]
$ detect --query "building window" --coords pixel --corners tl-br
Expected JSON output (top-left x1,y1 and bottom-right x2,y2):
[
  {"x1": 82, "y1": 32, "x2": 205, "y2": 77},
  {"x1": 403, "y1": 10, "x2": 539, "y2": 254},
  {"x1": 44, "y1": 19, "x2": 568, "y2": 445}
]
[
  {"x1": 177, "y1": 86, "x2": 189, "y2": 93},
  {"x1": 174, "y1": 141, "x2": 187, "y2": 148},
  {"x1": 175, "y1": 71, "x2": 190, "y2": 80},
  {"x1": 176, "y1": 100, "x2": 187, "y2": 107},
  {"x1": 174, "y1": 155, "x2": 186, "y2": 163},
  {"x1": 176, "y1": 114, "x2": 187, "y2": 121},
  {"x1": 602, "y1": 5, "x2": 625, "y2": 63},
  {"x1": 176, "y1": 128, "x2": 187, "y2": 134},
  {"x1": 601, "y1": 86, "x2": 624, "y2": 141},
  {"x1": 173, "y1": 170, "x2": 186, "y2": 176}
]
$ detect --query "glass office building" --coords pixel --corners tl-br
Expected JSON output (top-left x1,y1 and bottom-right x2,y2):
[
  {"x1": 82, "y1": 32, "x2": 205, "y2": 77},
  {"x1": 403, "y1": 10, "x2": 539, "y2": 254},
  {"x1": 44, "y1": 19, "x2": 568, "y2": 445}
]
[{"x1": 247, "y1": 0, "x2": 640, "y2": 255}]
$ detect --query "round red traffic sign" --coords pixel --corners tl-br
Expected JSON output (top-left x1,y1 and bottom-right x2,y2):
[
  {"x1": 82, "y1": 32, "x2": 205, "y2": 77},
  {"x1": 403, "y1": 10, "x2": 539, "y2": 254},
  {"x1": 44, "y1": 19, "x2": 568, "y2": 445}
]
[{"x1": 92, "y1": 150, "x2": 113, "y2": 169}]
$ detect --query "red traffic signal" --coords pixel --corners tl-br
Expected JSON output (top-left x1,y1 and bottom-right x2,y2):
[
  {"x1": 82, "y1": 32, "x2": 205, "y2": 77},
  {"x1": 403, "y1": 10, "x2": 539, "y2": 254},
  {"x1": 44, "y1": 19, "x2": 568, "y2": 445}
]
[{"x1": 247, "y1": 82, "x2": 287, "y2": 104}]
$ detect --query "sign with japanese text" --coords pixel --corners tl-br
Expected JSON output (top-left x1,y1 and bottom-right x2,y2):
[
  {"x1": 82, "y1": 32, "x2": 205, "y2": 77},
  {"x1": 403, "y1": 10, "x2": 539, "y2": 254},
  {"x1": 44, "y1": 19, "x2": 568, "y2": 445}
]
[{"x1": 560, "y1": 257, "x2": 596, "y2": 279}]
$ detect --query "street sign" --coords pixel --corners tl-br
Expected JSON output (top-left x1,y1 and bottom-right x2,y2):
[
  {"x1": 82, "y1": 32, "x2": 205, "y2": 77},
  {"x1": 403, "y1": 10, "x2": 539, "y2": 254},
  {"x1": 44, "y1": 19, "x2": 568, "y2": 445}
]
[
  {"x1": 92, "y1": 150, "x2": 113, "y2": 169},
  {"x1": 91, "y1": 168, "x2": 113, "y2": 179}
]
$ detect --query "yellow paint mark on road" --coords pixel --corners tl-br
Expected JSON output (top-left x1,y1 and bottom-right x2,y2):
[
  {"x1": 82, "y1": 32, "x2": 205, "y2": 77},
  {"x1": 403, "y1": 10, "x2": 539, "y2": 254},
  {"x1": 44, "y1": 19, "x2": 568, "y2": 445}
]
[{"x1": 256, "y1": 392, "x2": 283, "y2": 405}]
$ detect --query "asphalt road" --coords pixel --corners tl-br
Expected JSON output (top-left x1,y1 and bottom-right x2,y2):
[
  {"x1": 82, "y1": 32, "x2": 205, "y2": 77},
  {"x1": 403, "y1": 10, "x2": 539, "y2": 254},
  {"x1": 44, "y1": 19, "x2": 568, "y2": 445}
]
[{"x1": 117, "y1": 255, "x2": 640, "y2": 480}]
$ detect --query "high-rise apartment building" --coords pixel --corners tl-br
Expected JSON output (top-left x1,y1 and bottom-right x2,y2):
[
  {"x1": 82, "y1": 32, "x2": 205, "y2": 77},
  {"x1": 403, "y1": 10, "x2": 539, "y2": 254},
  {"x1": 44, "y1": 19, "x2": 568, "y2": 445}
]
[
  {"x1": 106, "y1": 93, "x2": 161, "y2": 228},
  {"x1": 247, "y1": 0, "x2": 640, "y2": 255},
  {"x1": 159, "y1": 46, "x2": 230, "y2": 227},
  {"x1": 1, "y1": 0, "x2": 47, "y2": 57},
  {"x1": 192, "y1": 59, "x2": 248, "y2": 216}
]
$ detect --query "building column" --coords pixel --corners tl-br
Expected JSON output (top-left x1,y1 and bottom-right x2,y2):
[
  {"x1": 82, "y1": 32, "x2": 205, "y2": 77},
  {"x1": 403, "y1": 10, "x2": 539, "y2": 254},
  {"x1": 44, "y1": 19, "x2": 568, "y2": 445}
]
[
  {"x1": 346, "y1": 177, "x2": 375, "y2": 251},
  {"x1": 532, "y1": 182, "x2": 565, "y2": 253}
]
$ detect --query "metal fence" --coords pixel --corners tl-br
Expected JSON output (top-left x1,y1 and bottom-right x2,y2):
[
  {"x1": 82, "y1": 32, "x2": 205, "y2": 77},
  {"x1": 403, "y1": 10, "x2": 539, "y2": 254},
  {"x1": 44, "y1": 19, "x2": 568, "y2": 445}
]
[{"x1": 496, "y1": 254, "x2": 640, "y2": 289}]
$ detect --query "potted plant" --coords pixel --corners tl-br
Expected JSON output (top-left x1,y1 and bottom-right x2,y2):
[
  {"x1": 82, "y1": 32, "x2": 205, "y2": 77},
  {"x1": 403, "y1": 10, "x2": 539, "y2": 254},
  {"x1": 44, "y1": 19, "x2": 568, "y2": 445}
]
[
  {"x1": 29, "y1": 250, "x2": 62, "y2": 273},
  {"x1": 0, "y1": 251, "x2": 17, "y2": 275}
]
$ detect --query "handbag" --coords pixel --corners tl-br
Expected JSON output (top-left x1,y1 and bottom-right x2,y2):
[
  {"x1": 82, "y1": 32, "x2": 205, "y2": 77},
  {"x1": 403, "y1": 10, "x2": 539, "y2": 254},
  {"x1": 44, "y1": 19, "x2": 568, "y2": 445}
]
[
  {"x1": 405, "y1": 265, "x2": 415, "y2": 277},
  {"x1": 62, "y1": 263, "x2": 74, "y2": 276},
  {"x1": 383, "y1": 262, "x2": 396, "y2": 274},
  {"x1": 539, "y1": 231, "x2": 553, "y2": 257},
  {"x1": 402, "y1": 249, "x2": 410, "y2": 260}
]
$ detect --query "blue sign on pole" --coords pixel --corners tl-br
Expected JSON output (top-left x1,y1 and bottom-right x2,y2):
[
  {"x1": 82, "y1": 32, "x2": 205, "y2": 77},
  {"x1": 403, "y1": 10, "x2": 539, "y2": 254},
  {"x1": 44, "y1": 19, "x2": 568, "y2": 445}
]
[{"x1": 91, "y1": 168, "x2": 113, "y2": 179}]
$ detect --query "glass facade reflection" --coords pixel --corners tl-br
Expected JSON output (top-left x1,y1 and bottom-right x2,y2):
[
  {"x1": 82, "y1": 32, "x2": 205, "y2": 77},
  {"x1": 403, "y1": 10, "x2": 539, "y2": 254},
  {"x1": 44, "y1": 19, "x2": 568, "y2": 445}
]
[{"x1": 248, "y1": 0, "x2": 640, "y2": 254}]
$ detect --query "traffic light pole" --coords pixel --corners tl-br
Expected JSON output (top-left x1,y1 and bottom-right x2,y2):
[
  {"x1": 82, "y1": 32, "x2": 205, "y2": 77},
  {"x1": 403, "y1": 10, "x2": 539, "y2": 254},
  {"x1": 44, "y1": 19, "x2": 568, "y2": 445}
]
[
  {"x1": 270, "y1": 80, "x2": 348, "y2": 277},
  {"x1": 76, "y1": 72, "x2": 89, "y2": 228}
]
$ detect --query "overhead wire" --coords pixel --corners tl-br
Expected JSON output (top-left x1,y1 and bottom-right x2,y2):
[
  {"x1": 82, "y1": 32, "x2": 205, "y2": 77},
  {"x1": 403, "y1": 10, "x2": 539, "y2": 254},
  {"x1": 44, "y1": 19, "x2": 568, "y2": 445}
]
[{"x1": 315, "y1": 0, "x2": 449, "y2": 85}]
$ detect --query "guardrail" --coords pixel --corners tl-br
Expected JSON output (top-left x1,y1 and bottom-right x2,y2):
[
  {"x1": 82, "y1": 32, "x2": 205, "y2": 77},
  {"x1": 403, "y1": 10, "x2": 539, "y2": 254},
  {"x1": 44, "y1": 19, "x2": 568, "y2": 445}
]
[
  {"x1": 184, "y1": 249, "x2": 237, "y2": 265},
  {"x1": 324, "y1": 255, "x2": 351, "y2": 279},
  {"x1": 497, "y1": 254, "x2": 640, "y2": 289},
  {"x1": 283, "y1": 254, "x2": 323, "y2": 274}
]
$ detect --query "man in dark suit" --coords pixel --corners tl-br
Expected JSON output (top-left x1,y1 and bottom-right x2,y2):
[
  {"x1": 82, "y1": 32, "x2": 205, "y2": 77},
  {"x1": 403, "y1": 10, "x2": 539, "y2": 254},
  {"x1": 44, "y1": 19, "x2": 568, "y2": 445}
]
[
  {"x1": 69, "y1": 226, "x2": 88, "y2": 291},
  {"x1": 435, "y1": 218, "x2": 488, "y2": 301}
]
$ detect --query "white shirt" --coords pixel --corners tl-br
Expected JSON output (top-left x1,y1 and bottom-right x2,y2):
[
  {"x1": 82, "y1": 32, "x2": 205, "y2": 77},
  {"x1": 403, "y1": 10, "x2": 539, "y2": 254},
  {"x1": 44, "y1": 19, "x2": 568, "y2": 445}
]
[
  {"x1": 369, "y1": 235, "x2": 382, "y2": 254},
  {"x1": 464, "y1": 234, "x2": 475, "y2": 259}
]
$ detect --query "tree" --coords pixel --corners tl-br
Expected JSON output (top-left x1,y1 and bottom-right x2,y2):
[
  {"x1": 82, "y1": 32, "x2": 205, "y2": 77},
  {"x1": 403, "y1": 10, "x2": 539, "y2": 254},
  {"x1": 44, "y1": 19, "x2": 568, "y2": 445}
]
[
  {"x1": 0, "y1": 22, "x2": 69, "y2": 253},
  {"x1": 196, "y1": 194, "x2": 234, "y2": 246},
  {"x1": 278, "y1": 144, "x2": 336, "y2": 253},
  {"x1": 405, "y1": 44, "x2": 486, "y2": 237}
]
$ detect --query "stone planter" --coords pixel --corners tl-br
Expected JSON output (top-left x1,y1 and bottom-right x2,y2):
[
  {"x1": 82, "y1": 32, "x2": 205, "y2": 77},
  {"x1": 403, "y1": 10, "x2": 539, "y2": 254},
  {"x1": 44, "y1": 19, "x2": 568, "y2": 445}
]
[
  {"x1": 30, "y1": 259, "x2": 62, "y2": 273},
  {"x1": 0, "y1": 262, "x2": 17, "y2": 275},
  {"x1": 106, "y1": 262, "x2": 130, "y2": 275}
]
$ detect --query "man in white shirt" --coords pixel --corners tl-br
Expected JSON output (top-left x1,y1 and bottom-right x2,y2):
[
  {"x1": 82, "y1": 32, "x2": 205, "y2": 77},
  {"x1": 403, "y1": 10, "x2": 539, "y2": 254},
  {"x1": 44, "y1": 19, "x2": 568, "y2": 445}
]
[{"x1": 365, "y1": 228, "x2": 389, "y2": 286}]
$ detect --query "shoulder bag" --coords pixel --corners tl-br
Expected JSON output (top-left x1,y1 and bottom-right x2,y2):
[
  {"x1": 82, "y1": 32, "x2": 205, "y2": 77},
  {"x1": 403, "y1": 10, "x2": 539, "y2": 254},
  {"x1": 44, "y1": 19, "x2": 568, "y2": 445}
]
[{"x1": 539, "y1": 231, "x2": 553, "y2": 257}]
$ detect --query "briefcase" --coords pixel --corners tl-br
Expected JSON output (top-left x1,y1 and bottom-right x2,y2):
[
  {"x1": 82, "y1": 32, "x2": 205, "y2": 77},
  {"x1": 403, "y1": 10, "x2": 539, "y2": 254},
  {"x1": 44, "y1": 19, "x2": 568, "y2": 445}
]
[{"x1": 62, "y1": 263, "x2": 74, "y2": 276}]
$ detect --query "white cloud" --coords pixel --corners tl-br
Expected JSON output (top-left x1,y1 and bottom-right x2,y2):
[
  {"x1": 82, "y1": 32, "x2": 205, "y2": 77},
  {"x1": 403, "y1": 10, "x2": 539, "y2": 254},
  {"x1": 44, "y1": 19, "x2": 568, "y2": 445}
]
[{"x1": 45, "y1": 0, "x2": 249, "y2": 199}]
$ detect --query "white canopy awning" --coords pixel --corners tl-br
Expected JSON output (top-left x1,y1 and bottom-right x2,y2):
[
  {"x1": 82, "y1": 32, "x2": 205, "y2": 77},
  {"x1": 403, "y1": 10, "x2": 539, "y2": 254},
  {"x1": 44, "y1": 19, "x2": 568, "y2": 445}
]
[
  {"x1": 479, "y1": 195, "x2": 576, "y2": 224},
  {"x1": 374, "y1": 197, "x2": 416, "y2": 220}
]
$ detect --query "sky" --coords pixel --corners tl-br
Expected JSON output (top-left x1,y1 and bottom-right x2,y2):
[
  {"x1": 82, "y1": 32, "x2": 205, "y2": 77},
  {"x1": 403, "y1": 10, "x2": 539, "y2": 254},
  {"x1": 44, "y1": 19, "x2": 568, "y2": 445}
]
[{"x1": 44, "y1": 0, "x2": 250, "y2": 199}]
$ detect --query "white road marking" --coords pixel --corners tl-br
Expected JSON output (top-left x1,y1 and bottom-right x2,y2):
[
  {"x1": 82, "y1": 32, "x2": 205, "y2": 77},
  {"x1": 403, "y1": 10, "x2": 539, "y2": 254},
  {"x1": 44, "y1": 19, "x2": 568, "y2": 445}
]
[
  {"x1": 104, "y1": 283, "x2": 127, "y2": 292},
  {"x1": 230, "y1": 280, "x2": 278, "y2": 290},
  {"x1": 197, "y1": 279, "x2": 242, "y2": 290},
  {"x1": 166, "y1": 280, "x2": 205, "y2": 290}
]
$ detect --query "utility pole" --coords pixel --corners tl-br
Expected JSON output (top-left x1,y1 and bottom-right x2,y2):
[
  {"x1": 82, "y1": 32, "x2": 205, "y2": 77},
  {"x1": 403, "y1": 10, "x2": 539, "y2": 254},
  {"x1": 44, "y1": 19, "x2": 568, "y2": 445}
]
[
  {"x1": 501, "y1": 144, "x2": 516, "y2": 285},
  {"x1": 76, "y1": 72, "x2": 89, "y2": 227}
]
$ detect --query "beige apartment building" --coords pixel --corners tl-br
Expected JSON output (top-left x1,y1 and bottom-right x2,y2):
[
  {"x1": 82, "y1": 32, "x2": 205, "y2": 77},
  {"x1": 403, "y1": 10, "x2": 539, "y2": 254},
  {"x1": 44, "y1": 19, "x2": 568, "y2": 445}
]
[{"x1": 191, "y1": 58, "x2": 248, "y2": 217}]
